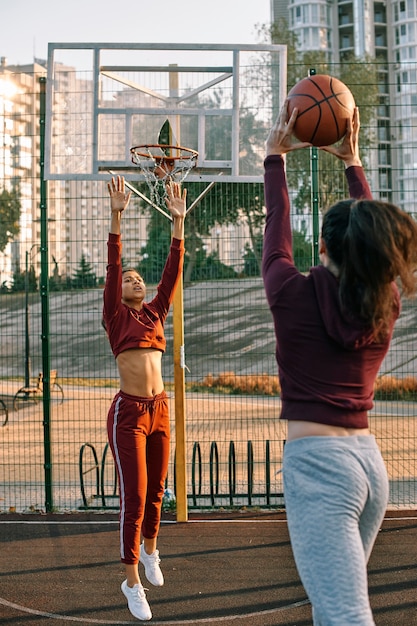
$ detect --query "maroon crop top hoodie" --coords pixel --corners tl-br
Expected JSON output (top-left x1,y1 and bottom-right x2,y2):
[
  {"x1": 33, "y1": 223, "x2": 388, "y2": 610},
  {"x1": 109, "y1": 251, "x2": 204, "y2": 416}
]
[
  {"x1": 262, "y1": 155, "x2": 400, "y2": 428},
  {"x1": 103, "y1": 233, "x2": 184, "y2": 357}
]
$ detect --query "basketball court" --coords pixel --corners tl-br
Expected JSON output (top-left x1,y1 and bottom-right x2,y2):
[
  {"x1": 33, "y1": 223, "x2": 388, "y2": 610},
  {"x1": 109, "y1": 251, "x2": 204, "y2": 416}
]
[
  {"x1": 2, "y1": 42, "x2": 416, "y2": 625},
  {"x1": 0, "y1": 510, "x2": 416, "y2": 625}
]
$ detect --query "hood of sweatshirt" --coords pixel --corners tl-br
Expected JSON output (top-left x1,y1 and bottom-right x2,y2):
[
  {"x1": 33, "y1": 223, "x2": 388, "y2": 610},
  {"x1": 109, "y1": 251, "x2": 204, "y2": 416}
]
[{"x1": 309, "y1": 264, "x2": 399, "y2": 350}]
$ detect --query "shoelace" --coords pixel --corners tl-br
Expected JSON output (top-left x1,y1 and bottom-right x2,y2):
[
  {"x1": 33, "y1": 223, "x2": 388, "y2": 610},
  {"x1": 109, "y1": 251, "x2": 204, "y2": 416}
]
[
  {"x1": 129, "y1": 584, "x2": 149, "y2": 598},
  {"x1": 144, "y1": 550, "x2": 161, "y2": 565},
  {"x1": 139, "y1": 587, "x2": 149, "y2": 597}
]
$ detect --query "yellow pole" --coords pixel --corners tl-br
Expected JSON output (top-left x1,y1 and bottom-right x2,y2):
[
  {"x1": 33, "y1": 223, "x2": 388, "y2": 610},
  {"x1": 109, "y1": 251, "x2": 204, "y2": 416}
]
[
  {"x1": 169, "y1": 66, "x2": 188, "y2": 521},
  {"x1": 172, "y1": 276, "x2": 188, "y2": 521}
]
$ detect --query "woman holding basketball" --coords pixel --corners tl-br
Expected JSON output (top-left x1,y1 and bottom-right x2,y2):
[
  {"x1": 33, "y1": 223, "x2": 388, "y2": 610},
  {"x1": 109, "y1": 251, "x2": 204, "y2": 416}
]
[
  {"x1": 262, "y1": 104, "x2": 417, "y2": 625},
  {"x1": 103, "y1": 176, "x2": 186, "y2": 621}
]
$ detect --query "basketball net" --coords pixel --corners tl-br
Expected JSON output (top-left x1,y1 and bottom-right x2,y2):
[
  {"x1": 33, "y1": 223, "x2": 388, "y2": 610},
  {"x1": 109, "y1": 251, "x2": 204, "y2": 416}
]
[{"x1": 130, "y1": 144, "x2": 198, "y2": 210}]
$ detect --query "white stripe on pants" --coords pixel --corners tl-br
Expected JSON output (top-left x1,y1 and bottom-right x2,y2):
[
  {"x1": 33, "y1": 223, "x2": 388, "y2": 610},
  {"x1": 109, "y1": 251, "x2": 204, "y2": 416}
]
[{"x1": 283, "y1": 434, "x2": 388, "y2": 626}]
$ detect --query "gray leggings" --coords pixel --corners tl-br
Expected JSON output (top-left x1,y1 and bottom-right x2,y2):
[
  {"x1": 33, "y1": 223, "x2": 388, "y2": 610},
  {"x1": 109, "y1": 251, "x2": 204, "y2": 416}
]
[{"x1": 283, "y1": 435, "x2": 388, "y2": 626}]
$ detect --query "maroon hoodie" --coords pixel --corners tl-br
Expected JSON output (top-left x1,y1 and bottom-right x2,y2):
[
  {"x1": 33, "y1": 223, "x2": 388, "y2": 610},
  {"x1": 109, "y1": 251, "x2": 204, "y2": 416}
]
[
  {"x1": 262, "y1": 155, "x2": 400, "y2": 428},
  {"x1": 103, "y1": 233, "x2": 184, "y2": 358}
]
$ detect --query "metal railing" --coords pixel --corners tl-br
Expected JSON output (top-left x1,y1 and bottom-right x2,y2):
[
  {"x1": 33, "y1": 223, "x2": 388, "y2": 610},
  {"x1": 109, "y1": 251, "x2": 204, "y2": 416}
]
[{"x1": 79, "y1": 439, "x2": 285, "y2": 510}]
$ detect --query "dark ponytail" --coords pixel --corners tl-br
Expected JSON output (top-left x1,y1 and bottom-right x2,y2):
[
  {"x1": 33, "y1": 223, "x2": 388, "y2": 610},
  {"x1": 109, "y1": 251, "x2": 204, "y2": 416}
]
[{"x1": 322, "y1": 198, "x2": 417, "y2": 340}]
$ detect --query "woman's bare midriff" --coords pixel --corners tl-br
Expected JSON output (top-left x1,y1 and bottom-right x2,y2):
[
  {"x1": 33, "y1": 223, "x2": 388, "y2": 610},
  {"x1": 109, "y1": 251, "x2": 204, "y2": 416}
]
[
  {"x1": 116, "y1": 348, "x2": 164, "y2": 397},
  {"x1": 287, "y1": 420, "x2": 370, "y2": 441}
]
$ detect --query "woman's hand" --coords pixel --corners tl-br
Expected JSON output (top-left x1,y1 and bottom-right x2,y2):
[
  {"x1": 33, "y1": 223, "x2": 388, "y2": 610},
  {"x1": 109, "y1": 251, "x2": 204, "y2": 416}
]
[
  {"x1": 266, "y1": 100, "x2": 312, "y2": 157},
  {"x1": 108, "y1": 176, "x2": 131, "y2": 214},
  {"x1": 166, "y1": 182, "x2": 187, "y2": 219},
  {"x1": 319, "y1": 107, "x2": 362, "y2": 168}
]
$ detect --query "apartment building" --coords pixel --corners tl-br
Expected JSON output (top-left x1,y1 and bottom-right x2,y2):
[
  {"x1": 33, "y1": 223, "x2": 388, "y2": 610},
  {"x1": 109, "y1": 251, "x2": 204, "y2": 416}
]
[
  {"x1": 0, "y1": 57, "x2": 253, "y2": 287},
  {"x1": 0, "y1": 59, "x2": 135, "y2": 287},
  {"x1": 0, "y1": 58, "x2": 46, "y2": 286},
  {"x1": 270, "y1": 0, "x2": 417, "y2": 216}
]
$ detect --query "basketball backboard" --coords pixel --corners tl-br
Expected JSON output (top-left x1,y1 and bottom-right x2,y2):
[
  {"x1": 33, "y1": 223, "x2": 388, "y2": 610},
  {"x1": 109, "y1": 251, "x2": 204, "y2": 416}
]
[{"x1": 45, "y1": 43, "x2": 286, "y2": 183}]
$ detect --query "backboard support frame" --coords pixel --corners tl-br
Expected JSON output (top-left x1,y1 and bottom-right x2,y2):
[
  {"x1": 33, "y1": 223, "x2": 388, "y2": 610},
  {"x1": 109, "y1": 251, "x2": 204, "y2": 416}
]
[{"x1": 45, "y1": 42, "x2": 287, "y2": 183}]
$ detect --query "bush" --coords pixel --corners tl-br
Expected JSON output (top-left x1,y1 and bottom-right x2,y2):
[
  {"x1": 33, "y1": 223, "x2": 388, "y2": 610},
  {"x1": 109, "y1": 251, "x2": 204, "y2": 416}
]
[
  {"x1": 198, "y1": 372, "x2": 281, "y2": 396},
  {"x1": 192, "y1": 371, "x2": 417, "y2": 400},
  {"x1": 374, "y1": 375, "x2": 417, "y2": 401}
]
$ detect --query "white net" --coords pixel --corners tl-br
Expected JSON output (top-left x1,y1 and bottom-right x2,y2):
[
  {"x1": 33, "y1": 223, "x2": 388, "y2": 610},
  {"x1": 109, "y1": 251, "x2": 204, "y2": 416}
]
[{"x1": 130, "y1": 144, "x2": 198, "y2": 209}]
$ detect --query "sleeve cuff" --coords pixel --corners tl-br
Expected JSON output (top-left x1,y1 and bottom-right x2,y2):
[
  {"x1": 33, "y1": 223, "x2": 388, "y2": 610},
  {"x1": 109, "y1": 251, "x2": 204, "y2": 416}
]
[
  {"x1": 264, "y1": 154, "x2": 284, "y2": 166},
  {"x1": 171, "y1": 237, "x2": 185, "y2": 250}
]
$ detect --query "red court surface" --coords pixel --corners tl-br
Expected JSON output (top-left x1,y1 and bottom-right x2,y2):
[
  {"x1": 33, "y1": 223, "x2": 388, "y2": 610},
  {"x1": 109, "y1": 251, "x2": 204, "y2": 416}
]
[{"x1": 0, "y1": 510, "x2": 416, "y2": 625}]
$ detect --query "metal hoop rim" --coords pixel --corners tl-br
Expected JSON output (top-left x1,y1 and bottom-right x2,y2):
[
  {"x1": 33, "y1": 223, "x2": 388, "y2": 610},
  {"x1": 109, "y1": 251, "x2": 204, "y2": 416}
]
[{"x1": 130, "y1": 144, "x2": 199, "y2": 161}]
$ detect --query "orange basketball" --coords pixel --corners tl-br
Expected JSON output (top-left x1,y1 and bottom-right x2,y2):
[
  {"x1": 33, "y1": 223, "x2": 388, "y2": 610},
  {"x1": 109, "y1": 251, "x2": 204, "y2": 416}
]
[{"x1": 287, "y1": 75, "x2": 356, "y2": 146}]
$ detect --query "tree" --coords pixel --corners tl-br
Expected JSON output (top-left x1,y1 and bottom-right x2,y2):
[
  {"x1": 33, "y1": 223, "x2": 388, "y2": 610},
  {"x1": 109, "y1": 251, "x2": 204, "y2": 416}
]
[
  {"x1": 260, "y1": 19, "x2": 379, "y2": 211},
  {"x1": 286, "y1": 54, "x2": 379, "y2": 212},
  {"x1": 10, "y1": 264, "x2": 37, "y2": 293},
  {"x1": 182, "y1": 181, "x2": 240, "y2": 283},
  {"x1": 137, "y1": 198, "x2": 238, "y2": 284},
  {"x1": 186, "y1": 247, "x2": 238, "y2": 281},
  {"x1": 242, "y1": 228, "x2": 313, "y2": 277},
  {"x1": 133, "y1": 174, "x2": 247, "y2": 284},
  {"x1": 136, "y1": 209, "x2": 172, "y2": 284},
  {"x1": 242, "y1": 236, "x2": 263, "y2": 277},
  {"x1": 179, "y1": 90, "x2": 266, "y2": 281},
  {"x1": 72, "y1": 254, "x2": 97, "y2": 288},
  {"x1": 0, "y1": 187, "x2": 21, "y2": 253},
  {"x1": 293, "y1": 229, "x2": 314, "y2": 273},
  {"x1": 49, "y1": 255, "x2": 64, "y2": 291},
  {"x1": 132, "y1": 82, "x2": 268, "y2": 283}
]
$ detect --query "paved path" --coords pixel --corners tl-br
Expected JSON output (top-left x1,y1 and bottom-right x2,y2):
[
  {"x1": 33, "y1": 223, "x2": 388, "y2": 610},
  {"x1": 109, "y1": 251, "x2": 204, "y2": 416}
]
[{"x1": 1, "y1": 390, "x2": 417, "y2": 512}]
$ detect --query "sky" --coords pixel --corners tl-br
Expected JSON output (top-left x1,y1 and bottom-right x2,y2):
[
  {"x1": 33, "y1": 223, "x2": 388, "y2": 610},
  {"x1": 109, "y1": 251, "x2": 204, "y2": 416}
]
[{"x1": 1, "y1": 0, "x2": 272, "y2": 66}]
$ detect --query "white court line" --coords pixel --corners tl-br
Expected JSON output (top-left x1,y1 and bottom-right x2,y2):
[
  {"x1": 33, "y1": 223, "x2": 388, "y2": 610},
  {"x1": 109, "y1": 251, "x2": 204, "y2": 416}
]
[
  {"x1": 0, "y1": 597, "x2": 310, "y2": 624},
  {"x1": 383, "y1": 516, "x2": 417, "y2": 521},
  {"x1": 1, "y1": 516, "x2": 412, "y2": 623},
  {"x1": 0, "y1": 515, "x2": 416, "y2": 525},
  {"x1": 0, "y1": 519, "x2": 286, "y2": 525},
  {"x1": 0, "y1": 517, "x2": 309, "y2": 623}
]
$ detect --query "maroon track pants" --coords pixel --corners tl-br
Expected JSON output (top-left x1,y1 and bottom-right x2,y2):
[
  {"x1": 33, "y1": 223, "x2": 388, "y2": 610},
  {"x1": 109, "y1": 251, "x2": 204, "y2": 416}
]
[{"x1": 107, "y1": 390, "x2": 170, "y2": 564}]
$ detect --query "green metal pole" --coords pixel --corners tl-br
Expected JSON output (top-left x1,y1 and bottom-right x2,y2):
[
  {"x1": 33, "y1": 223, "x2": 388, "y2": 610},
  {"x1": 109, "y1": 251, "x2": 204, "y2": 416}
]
[
  {"x1": 24, "y1": 250, "x2": 31, "y2": 388},
  {"x1": 311, "y1": 146, "x2": 320, "y2": 266},
  {"x1": 309, "y1": 69, "x2": 320, "y2": 266},
  {"x1": 39, "y1": 76, "x2": 53, "y2": 512}
]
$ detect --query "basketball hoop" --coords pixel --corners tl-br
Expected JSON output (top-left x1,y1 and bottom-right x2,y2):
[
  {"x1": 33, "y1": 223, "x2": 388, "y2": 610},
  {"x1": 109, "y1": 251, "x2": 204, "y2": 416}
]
[{"x1": 130, "y1": 143, "x2": 198, "y2": 209}]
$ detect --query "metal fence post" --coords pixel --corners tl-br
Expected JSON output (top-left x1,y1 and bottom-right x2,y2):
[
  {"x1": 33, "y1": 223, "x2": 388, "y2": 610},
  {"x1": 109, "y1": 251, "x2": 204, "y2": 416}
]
[
  {"x1": 309, "y1": 69, "x2": 320, "y2": 266},
  {"x1": 39, "y1": 76, "x2": 53, "y2": 512}
]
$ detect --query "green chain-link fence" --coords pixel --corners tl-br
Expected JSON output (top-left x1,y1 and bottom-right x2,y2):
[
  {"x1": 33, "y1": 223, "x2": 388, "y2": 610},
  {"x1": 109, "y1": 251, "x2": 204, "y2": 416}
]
[{"x1": 1, "y1": 61, "x2": 417, "y2": 513}]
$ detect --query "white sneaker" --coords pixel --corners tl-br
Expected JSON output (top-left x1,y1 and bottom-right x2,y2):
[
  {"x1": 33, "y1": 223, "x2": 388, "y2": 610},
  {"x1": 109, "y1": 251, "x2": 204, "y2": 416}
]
[
  {"x1": 121, "y1": 580, "x2": 152, "y2": 621},
  {"x1": 140, "y1": 543, "x2": 164, "y2": 586}
]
